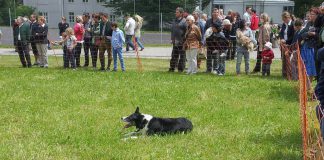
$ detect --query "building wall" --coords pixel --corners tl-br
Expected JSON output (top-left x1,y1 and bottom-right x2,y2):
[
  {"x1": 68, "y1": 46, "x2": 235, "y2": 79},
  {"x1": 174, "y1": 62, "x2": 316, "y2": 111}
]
[{"x1": 23, "y1": 0, "x2": 114, "y2": 28}]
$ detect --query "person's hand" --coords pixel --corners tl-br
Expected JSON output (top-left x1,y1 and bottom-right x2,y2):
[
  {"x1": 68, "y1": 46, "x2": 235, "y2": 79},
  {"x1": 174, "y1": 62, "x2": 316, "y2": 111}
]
[
  {"x1": 106, "y1": 36, "x2": 112, "y2": 40},
  {"x1": 308, "y1": 32, "x2": 315, "y2": 36},
  {"x1": 87, "y1": 28, "x2": 91, "y2": 32},
  {"x1": 280, "y1": 39, "x2": 286, "y2": 44}
]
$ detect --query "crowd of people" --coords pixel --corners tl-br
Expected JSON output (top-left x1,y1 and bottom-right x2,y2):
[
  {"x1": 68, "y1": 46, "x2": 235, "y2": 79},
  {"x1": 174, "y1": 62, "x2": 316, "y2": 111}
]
[
  {"x1": 12, "y1": 12, "x2": 145, "y2": 71},
  {"x1": 10, "y1": 4, "x2": 324, "y2": 79}
]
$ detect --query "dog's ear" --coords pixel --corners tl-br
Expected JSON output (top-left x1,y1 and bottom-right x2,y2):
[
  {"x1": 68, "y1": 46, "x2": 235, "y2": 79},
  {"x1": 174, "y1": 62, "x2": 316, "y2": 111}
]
[{"x1": 135, "y1": 106, "x2": 140, "y2": 113}]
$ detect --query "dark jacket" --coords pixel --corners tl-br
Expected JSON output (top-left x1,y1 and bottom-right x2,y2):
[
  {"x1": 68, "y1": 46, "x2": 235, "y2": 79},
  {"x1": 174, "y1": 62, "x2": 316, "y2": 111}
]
[
  {"x1": 204, "y1": 18, "x2": 222, "y2": 32},
  {"x1": 14, "y1": 23, "x2": 30, "y2": 45},
  {"x1": 206, "y1": 31, "x2": 229, "y2": 52},
  {"x1": 100, "y1": 21, "x2": 113, "y2": 43},
  {"x1": 58, "y1": 22, "x2": 69, "y2": 36},
  {"x1": 30, "y1": 21, "x2": 38, "y2": 42},
  {"x1": 279, "y1": 21, "x2": 295, "y2": 45},
  {"x1": 34, "y1": 23, "x2": 48, "y2": 44},
  {"x1": 171, "y1": 17, "x2": 187, "y2": 46}
]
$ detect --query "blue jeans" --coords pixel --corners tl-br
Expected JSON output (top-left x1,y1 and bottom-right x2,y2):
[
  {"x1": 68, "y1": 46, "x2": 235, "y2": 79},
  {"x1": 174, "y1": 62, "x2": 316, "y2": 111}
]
[
  {"x1": 113, "y1": 47, "x2": 125, "y2": 71},
  {"x1": 125, "y1": 35, "x2": 135, "y2": 51},
  {"x1": 236, "y1": 50, "x2": 250, "y2": 74},
  {"x1": 216, "y1": 50, "x2": 227, "y2": 74},
  {"x1": 135, "y1": 37, "x2": 144, "y2": 49}
]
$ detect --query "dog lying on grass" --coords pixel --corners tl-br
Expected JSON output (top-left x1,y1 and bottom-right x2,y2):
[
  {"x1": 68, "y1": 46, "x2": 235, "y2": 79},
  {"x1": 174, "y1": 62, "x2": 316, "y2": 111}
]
[{"x1": 121, "y1": 107, "x2": 193, "y2": 138}]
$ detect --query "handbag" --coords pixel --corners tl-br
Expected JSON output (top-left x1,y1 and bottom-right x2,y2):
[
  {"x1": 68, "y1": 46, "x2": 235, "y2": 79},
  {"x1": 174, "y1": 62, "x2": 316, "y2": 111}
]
[{"x1": 197, "y1": 47, "x2": 206, "y2": 60}]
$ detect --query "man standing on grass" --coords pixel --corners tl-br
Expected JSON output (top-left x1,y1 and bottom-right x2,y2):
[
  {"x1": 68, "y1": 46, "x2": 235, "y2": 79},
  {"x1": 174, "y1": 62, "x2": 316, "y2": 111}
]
[
  {"x1": 99, "y1": 13, "x2": 113, "y2": 71},
  {"x1": 169, "y1": 7, "x2": 187, "y2": 73},
  {"x1": 30, "y1": 14, "x2": 40, "y2": 66},
  {"x1": 14, "y1": 17, "x2": 31, "y2": 68}
]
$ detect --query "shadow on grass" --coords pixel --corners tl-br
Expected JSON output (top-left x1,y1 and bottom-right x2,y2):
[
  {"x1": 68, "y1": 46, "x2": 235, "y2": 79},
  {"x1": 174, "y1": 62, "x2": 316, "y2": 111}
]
[{"x1": 249, "y1": 131, "x2": 302, "y2": 159}]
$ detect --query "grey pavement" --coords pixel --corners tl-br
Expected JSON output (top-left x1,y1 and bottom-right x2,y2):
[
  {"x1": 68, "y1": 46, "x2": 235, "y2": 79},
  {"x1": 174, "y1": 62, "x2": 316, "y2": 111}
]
[
  {"x1": 0, "y1": 26, "x2": 170, "y2": 46},
  {"x1": 0, "y1": 46, "x2": 281, "y2": 60}
]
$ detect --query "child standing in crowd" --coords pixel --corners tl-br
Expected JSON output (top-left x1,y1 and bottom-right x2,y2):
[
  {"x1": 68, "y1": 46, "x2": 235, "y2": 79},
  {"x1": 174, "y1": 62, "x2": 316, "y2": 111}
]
[
  {"x1": 111, "y1": 22, "x2": 126, "y2": 72},
  {"x1": 65, "y1": 28, "x2": 77, "y2": 70},
  {"x1": 52, "y1": 32, "x2": 69, "y2": 68},
  {"x1": 261, "y1": 42, "x2": 274, "y2": 76}
]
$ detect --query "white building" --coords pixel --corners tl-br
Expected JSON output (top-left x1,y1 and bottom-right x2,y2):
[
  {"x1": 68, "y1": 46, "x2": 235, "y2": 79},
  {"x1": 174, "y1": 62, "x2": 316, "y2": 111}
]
[
  {"x1": 205, "y1": 0, "x2": 294, "y2": 24},
  {"x1": 23, "y1": 0, "x2": 115, "y2": 28}
]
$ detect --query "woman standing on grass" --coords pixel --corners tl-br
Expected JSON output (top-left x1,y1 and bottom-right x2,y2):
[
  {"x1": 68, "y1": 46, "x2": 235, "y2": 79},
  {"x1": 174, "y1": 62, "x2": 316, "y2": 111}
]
[
  {"x1": 252, "y1": 13, "x2": 272, "y2": 73},
  {"x1": 73, "y1": 16, "x2": 85, "y2": 68},
  {"x1": 236, "y1": 19, "x2": 255, "y2": 75},
  {"x1": 183, "y1": 15, "x2": 202, "y2": 75},
  {"x1": 299, "y1": 7, "x2": 320, "y2": 84},
  {"x1": 134, "y1": 15, "x2": 144, "y2": 51},
  {"x1": 35, "y1": 16, "x2": 49, "y2": 68}
]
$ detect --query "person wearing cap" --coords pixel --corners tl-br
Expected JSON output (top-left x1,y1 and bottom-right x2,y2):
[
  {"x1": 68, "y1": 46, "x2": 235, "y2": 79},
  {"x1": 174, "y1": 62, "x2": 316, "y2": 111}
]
[
  {"x1": 124, "y1": 13, "x2": 135, "y2": 52},
  {"x1": 222, "y1": 19, "x2": 236, "y2": 60},
  {"x1": 205, "y1": 22, "x2": 229, "y2": 75},
  {"x1": 261, "y1": 42, "x2": 274, "y2": 76},
  {"x1": 252, "y1": 13, "x2": 271, "y2": 74},
  {"x1": 73, "y1": 15, "x2": 85, "y2": 68},
  {"x1": 83, "y1": 12, "x2": 92, "y2": 67},
  {"x1": 204, "y1": 8, "x2": 222, "y2": 73},
  {"x1": 183, "y1": 15, "x2": 202, "y2": 75},
  {"x1": 169, "y1": 7, "x2": 187, "y2": 72}
]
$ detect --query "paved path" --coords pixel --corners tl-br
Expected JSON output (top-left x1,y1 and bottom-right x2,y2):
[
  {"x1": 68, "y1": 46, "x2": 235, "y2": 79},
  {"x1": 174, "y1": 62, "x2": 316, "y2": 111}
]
[{"x1": 0, "y1": 47, "x2": 281, "y2": 60}]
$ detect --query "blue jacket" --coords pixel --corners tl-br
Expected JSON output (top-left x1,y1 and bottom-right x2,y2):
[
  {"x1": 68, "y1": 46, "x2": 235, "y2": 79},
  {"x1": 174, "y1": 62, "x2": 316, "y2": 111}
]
[{"x1": 111, "y1": 28, "x2": 125, "y2": 49}]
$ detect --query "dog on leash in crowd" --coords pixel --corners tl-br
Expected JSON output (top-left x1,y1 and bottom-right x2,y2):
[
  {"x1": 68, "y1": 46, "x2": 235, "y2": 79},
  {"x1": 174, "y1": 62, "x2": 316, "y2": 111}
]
[{"x1": 121, "y1": 107, "x2": 193, "y2": 138}]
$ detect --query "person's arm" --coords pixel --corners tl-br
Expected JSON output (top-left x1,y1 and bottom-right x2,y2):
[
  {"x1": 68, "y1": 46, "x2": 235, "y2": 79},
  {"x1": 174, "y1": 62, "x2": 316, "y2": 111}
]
[{"x1": 124, "y1": 21, "x2": 130, "y2": 30}]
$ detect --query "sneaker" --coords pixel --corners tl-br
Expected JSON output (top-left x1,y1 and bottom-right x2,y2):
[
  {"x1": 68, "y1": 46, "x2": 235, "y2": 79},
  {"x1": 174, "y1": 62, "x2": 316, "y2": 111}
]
[
  {"x1": 218, "y1": 73, "x2": 224, "y2": 76},
  {"x1": 220, "y1": 53, "x2": 226, "y2": 57},
  {"x1": 100, "y1": 67, "x2": 105, "y2": 71},
  {"x1": 212, "y1": 70, "x2": 217, "y2": 75},
  {"x1": 140, "y1": 48, "x2": 144, "y2": 51}
]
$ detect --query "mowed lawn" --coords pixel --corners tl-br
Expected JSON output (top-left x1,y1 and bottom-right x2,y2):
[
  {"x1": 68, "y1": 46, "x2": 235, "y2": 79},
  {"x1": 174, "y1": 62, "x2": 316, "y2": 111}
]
[{"x1": 0, "y1": 55, "x2": 301, "y2": 159}]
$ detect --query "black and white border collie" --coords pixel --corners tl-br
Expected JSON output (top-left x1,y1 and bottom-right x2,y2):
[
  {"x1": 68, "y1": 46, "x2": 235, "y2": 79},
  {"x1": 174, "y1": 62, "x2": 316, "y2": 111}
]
[{"x1": 121, "y1": 107, "x2": 193, "y2": 137}]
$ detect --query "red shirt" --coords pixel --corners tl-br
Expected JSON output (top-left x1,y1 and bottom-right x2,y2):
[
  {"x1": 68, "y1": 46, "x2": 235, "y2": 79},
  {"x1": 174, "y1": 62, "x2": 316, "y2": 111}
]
[
  {"x1": 74, "y1": 23, "x2": 84, "y2": 42},
  {"x1": 261, "y1": 49, "x2": 274, "y2": 64},
  {"x1": 250, "y1": 14, "x2": 259, "y2": 31}
]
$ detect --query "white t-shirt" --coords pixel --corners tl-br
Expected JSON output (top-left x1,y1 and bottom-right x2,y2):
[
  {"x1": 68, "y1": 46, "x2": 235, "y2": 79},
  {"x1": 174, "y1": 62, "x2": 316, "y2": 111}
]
[
  {"x1": 124, "y1": 17, "x2": 136, "y2": 36},
  {"x1": 66, "y1": 35, "x2": 76, "y2": 50}
]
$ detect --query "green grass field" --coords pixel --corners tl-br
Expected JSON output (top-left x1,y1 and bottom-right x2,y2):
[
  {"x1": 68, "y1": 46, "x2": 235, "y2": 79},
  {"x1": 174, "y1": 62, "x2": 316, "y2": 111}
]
[{"x1": 0, "y1": 55, "x2": 302, "y2": 159}]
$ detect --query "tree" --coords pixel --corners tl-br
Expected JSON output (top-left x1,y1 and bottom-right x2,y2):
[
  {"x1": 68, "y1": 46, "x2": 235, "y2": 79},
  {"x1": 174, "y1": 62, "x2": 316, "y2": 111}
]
[
  {"x1": 105, "y1": 0, "x2": 209, "y2": 30},
  {"x1": 293, "y1": 0, "x2": 322, "y2": 18},
  {"x1": 0, "y1": 0, "x2": 35, "y2": 26}
]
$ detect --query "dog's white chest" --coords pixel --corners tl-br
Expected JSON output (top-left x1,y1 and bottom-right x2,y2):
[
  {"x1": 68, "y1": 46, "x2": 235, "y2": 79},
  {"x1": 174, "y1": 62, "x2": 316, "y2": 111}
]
[{"x1": 140, "y1": 114, "x2": 153, "y2": 135}]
